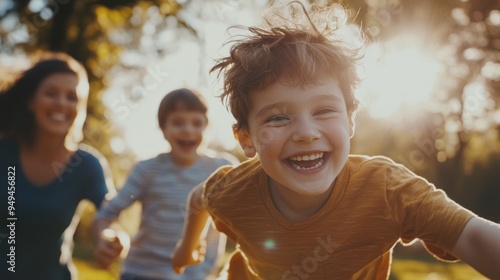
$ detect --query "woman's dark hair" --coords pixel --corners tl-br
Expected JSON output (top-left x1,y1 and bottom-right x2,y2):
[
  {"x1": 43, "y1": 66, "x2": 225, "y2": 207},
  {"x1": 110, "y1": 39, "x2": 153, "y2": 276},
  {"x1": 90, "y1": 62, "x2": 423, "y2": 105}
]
[
  {"x1": 0, "y1": 52, "x2": 88, "y2": 145},
  {"x1": 157, "y1": 88, "x2": 208, "y2": 129}
]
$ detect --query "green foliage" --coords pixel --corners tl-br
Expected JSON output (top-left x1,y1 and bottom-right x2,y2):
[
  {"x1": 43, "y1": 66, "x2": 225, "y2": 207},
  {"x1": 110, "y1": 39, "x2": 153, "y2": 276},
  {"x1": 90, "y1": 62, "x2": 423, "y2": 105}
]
[
  {"x1": 0, "y1": 0, "x2": 191, "y2": 182},
  {"x1": 0, "y1": 0, "x2": 194, "y2": 259},
  {"x1": 341, "y1": 0, "x2": 500, "y2": 220}
]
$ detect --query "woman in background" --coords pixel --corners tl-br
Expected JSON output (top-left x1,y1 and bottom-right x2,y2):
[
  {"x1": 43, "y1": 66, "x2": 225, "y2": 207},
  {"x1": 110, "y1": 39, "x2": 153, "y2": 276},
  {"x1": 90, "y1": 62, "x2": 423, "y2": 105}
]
[{"x1": 0, "y1": 52, "x2": 123, "y2": 280}]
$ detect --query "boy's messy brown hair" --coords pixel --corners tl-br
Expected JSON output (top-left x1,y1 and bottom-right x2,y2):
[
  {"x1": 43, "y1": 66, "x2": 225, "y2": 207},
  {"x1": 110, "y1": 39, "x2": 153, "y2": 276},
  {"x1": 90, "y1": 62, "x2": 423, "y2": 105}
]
[
  {"x1": 157, "y1": 88, "x2": 208, "y2": 129},
  {"x1": 211, "y1": 1, "x2": 362, "y2": 133}
]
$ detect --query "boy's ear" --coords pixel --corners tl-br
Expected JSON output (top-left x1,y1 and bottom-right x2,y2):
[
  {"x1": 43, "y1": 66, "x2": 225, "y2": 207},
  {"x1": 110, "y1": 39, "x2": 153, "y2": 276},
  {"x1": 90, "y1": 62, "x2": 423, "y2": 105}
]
[
  {"x1": 161, "y1": 125, "x2": 168, "y2": 140},
  {"x1": 349, "y1": 115, "x2": 356, "y2": 139},
  {"x1": 234, "y1": 126, "x2": 256, "y2": 158}
]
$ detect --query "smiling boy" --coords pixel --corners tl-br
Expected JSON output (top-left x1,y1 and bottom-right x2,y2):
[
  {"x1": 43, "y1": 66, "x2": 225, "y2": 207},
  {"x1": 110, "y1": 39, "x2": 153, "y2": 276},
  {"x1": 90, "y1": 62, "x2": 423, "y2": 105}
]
[
  {"x1": 171, "y1": 2, "x2": 500, "y2": 279},
  {"x1": 95, "y1": 88, "x2": 233, "y2": 280}
]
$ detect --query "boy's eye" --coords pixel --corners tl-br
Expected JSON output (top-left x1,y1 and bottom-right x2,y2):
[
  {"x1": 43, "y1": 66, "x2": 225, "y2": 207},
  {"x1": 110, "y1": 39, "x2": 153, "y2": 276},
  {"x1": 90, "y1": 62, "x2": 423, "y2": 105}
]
[
  {"x1": 172, "y1": 119, "x2": 184, "y2": 126},
  {"x1": 192, "y1": 120, "x2": 204, "y2": 128},
  {"x1": 266, "y1": 115, "x2": 289, "y2": 123},
  {"x1": 315, "y1": 108, "x2": 337, "y2": 115}
]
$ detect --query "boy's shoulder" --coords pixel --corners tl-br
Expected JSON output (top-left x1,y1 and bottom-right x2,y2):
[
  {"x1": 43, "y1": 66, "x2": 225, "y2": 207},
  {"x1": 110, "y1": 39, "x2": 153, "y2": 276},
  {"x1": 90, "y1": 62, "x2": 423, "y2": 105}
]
[
  {"x1": 133, "y1": 155, "x2": 159, "y2": 167},
  {"x1": 132, "y1": 151, "x2": 238, "y2": 172},
  {"x1": 202, "y1": 157, "x2": 263, "y2": 212},
  {"x1": 346, "y1": 154, "x2": 427, "y2": 186},
  {"x1": 207, "y1": 156, "x2": 261, "y2": 182},
  {"x1": 346, "y1": 154, "x2": 419, "y2": 180},
  {"x1": 201, "y1": 149, "x2": 240, "y2": 166},
  {"x1": 347, "y1": 154, "x2": 404, "y2": 172},
  {"x1": 128, "y1": 154, "x2": 169, "y2": 175},
  {"x1": 203, "y1": 158, "x2": 261, "y2": 193}
]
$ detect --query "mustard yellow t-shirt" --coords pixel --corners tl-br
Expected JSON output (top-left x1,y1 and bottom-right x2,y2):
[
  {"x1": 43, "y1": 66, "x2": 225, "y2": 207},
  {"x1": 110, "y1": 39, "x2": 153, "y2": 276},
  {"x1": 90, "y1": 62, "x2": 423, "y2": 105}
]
[{"x1": 202, "y1": 155, "x2": 475, "y2": 280}]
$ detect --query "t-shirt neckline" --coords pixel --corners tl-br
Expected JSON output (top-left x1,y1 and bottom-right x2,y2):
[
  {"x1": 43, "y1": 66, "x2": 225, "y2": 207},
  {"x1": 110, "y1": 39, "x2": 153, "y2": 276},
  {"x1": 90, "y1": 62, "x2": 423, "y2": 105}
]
[{"x1": 258, "y1": 162, "x2": 351, "y2": 229}]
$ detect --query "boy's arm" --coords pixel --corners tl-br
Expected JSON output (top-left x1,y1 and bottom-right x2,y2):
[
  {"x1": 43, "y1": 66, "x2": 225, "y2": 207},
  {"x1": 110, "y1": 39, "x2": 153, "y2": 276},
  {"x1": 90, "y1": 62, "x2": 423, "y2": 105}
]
[
  {"x1": 172, "y1": 182, "x2": 211, "y2": 274},
  {"x1": 83, "y1": 147, "x2": 129, "y2": 268},
  {"x1": 92, "y1": 162, "x2": 147, "y2": 268},
  {"x1": 92, "y1": 193, "x2": 132, "y2": 269},
  {"x1": 450, "y1": 216, "x2": 500, "y2": 278}
]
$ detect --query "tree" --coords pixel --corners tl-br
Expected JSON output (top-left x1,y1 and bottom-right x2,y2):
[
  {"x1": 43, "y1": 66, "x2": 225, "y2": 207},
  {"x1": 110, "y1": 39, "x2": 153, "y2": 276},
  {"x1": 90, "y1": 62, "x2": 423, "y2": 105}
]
[
  {"x1": 0, "y1": 0, "x2": 195, "y2": 267},
  {"x1": 340, "y1": 0, "x2": 500, "y2": 220}
]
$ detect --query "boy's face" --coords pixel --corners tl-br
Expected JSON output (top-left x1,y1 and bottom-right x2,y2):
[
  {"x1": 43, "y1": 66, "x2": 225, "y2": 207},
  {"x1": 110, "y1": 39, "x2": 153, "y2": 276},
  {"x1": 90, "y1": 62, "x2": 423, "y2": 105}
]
[
  {"x1": 238, "y1": 76, "x2": 353, "y2": 196},
  {"x1": 162, "y1": 110, "x2": 207, "y2": 165}
]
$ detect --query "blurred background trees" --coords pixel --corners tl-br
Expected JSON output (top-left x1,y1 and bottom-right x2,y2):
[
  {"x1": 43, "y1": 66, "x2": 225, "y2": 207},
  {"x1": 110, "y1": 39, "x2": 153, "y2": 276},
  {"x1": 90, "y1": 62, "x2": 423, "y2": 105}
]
[
  {"x1": 341, "y1": 0, "x2": 500, "y2": 221},
  {"x1": 0, "y1": 0, "x2": 193, "y2": 181}
]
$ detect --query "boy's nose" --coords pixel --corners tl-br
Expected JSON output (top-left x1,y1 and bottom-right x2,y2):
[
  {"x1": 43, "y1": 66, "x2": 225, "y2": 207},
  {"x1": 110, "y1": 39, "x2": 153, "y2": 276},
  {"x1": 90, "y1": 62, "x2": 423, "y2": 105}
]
[
  {"x1": 292, "y1": 117, "x2": 320, "y2": 143},
  {"x1": 182, "y1": 124, "x2": 198, "y2": 133}
]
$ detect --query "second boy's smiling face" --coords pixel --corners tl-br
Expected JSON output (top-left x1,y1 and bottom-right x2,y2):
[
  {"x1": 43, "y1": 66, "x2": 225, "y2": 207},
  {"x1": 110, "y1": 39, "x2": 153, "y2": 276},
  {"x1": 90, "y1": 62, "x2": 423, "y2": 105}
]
[
  {"x1": 162, "y1": 110, "x2": 207, "y2": 166},
  {"x1": 238, "y1": 76, "x2": 353, "y2": 196}
]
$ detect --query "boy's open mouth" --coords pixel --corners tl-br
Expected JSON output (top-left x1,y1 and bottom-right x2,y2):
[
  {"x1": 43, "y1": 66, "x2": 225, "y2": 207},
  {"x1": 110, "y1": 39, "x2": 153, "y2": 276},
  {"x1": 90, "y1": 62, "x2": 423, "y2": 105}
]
[
  {"x1": 286, "y1": 152, "x2": 327, "y2": 171},
  {"x1": 177, "y1": 140, "x2": 198, "y2": 149}
]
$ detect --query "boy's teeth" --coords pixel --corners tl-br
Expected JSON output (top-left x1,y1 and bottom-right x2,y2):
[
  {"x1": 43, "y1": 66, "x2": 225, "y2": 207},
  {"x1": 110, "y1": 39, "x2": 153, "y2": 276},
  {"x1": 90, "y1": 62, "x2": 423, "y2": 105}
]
[
  {"x1": 291, "y1": 160, "x2": 324, "y2": 171},
  {"x1": 289, "y1": 152, "x2": 324, "y2": 161}
]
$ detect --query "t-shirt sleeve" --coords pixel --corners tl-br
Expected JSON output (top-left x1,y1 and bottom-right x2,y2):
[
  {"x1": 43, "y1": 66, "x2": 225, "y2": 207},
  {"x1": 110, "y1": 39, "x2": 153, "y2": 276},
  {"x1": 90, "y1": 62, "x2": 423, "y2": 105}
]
[
  {"x1": 95, "y1": 161, "x2": 148, "y2": 221},
  {"x1": 385, "y1": 162, "x2": 475, "y2": 260},
  {"x1": 202, "y1": 165, "x2": 239, "y2": 241},
  {"x1": 202, "y1": 165, "x2": 234, "y2": 208}
]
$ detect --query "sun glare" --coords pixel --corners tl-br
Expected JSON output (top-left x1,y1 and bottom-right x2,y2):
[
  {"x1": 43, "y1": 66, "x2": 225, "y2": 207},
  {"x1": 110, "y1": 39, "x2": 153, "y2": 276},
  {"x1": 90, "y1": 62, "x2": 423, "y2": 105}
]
[{"x1": 360, "y1": 46, "x2": 443, "y2": 119}]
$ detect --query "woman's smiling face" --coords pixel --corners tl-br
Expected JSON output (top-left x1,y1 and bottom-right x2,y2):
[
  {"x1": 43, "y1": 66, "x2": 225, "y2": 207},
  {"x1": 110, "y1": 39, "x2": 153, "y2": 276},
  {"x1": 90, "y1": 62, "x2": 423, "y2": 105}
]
[{"x1": 30, "y1": 73, "x2": 80, "y2": 139}]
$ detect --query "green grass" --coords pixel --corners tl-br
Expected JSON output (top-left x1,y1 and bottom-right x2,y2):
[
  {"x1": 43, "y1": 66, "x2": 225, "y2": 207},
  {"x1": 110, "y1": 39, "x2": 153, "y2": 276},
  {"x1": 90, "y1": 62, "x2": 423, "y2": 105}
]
[
  {"x1": 74, "y1": 257, "x2": 486, "y2": 280},
  {"x1": 74, "y1": 240, "x2": 485, "y2": 279},
  {"x1": 74, "y1": 258, "x2": 119, "y2": 280},
  {"x1": 390, "y1": 259, "x2": 486, "y2": 280}
]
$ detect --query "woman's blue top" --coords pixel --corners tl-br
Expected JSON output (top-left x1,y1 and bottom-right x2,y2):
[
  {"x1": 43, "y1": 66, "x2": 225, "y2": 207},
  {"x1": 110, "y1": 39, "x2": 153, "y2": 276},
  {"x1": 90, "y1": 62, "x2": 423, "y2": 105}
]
[{"x1": 0, "y1": 138, "x2": 108, "y2": 280}]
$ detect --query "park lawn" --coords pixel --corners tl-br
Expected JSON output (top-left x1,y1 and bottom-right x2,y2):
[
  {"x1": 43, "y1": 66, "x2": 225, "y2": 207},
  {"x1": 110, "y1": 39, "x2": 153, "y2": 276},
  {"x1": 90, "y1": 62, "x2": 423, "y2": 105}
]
[
  {"x1": 74, "y1": 258, "x2": 119, "y2": 280},
  {"x1": 390, "y1": 259, "x2": 487, "y2": 280},
  {"x1": 74, "y1": 257, "x2": 487, "y2": 280}
]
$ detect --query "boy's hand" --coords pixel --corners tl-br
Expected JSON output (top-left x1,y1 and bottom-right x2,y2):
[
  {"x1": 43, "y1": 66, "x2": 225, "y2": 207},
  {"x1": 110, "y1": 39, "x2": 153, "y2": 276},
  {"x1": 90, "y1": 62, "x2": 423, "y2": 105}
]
[
  {"x1": 94, "y1": 228, "x2": 129, "y2": 268},
  {"x1": 171, "y1": 239, "x2": 207, "y2": 274}
]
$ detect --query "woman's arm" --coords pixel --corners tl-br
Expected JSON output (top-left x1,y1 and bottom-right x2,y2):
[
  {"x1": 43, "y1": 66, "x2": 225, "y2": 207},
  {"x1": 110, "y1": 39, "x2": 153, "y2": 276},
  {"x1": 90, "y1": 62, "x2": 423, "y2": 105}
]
[
  {"x1": 450, "y1": 216, "x2": 500, "y2": 279},
  {"x1": 171, "y1": 182, "x2": 212, "y2": 274}
]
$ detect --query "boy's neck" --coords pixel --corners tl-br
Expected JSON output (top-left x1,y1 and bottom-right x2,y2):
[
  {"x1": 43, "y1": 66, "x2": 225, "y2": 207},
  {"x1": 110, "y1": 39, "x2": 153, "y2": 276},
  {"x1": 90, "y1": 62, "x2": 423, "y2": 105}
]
[
  {"x1": 169, "y1": 152, "x2": 200, "y2": 167},
  {"x1": 268, "y1": 180, "x2": 334, "y2": 222}
]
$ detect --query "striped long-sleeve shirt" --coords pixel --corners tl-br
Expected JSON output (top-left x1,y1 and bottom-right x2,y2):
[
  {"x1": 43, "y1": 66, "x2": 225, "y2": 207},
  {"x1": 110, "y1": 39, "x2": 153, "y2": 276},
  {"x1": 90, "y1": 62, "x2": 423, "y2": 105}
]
[{"x1": 96, "y1": 153, "x2": 232, "y2": 279}]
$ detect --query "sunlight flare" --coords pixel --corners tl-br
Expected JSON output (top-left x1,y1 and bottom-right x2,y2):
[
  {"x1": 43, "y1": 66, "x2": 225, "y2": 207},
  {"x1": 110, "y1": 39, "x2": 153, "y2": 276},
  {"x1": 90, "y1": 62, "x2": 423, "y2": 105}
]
[{"x1": 360, "y1": 46, "x2": 443, "y2": 119}]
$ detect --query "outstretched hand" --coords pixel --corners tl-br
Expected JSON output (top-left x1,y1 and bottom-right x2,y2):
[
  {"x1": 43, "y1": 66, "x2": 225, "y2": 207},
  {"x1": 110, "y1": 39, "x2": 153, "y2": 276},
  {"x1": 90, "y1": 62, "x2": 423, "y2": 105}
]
[
  {"x1": 94, "y1": 228, "x2": 129, "y2": 268},
  {"x1": 171, "y1": 239, "x2": 207, "y2": 274}
]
